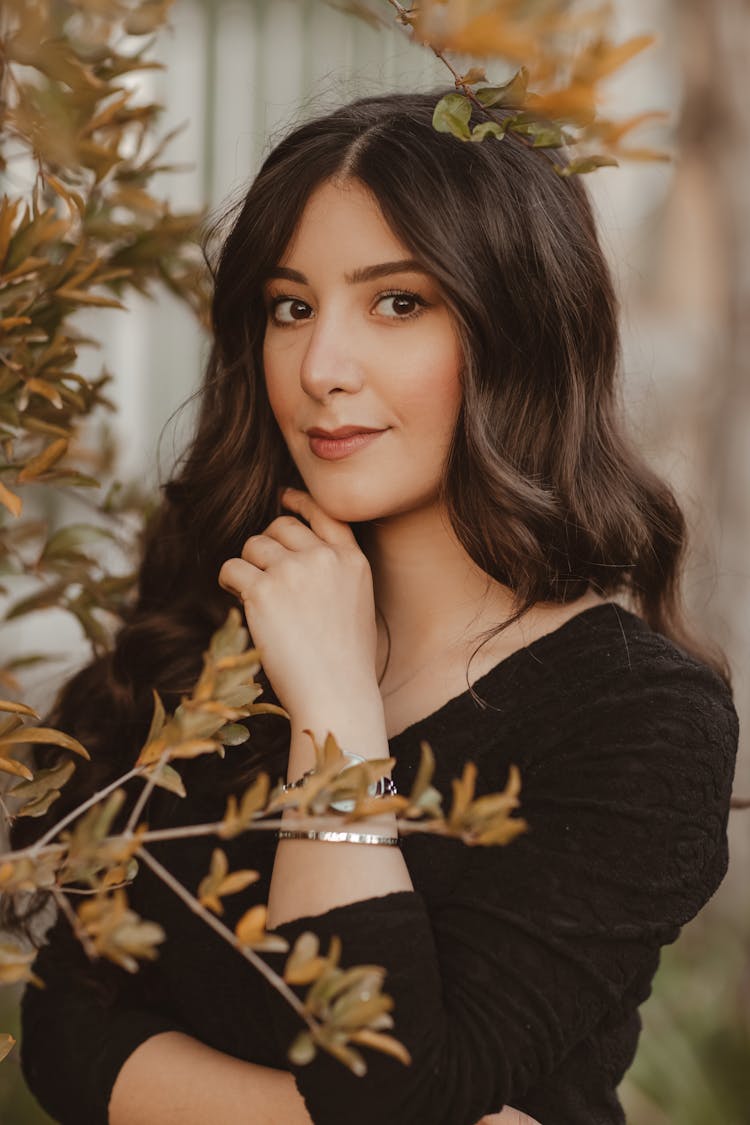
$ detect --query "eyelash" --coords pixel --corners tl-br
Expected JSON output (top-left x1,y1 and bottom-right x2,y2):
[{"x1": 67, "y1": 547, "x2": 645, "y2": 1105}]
[{"x1": 266, "y1": 289, "x2": 429, "y2": 327}]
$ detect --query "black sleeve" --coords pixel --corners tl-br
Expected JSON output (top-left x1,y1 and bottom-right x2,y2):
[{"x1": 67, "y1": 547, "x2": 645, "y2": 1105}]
[
  {"x1": 259, "y1": 663, "x2": 738, "y2": 1125},
  {"x1": 20, "y1": 901, "x2": 189, "y2": 1125}
]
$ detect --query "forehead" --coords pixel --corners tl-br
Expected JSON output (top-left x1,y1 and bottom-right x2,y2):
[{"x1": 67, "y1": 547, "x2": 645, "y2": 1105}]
[{"x1": 278, "y1": 178, "x2": 411, "y2": 268}]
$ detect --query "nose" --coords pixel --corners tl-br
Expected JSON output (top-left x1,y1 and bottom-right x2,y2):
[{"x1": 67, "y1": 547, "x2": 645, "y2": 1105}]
[{"x1": 298, "y1": 303, "x2": 365, "y2": 401}]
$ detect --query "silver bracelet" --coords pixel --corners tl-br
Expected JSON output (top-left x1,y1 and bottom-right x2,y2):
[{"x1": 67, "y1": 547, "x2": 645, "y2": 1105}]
[
  {"x1": 277, "y1": 828, "x2": 400, "y2": 847},
  {"x1": 281, "y1": 750, "x2": 398, "y2": 814}
]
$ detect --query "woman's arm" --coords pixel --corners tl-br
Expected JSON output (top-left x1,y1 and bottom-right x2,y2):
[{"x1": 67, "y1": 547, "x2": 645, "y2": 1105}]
[
  {"x1": 108, "y1": 1031, "x2": 540, "y2": 1125},
  {"x1": 257, "y1": 664, "x2": 737, "y2": 1125},
  {"x1": 108, "y1": 1032, "x2": 311, "y2": 1125}
]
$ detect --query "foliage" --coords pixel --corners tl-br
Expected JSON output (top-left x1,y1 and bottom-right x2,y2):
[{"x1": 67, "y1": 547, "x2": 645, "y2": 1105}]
[
  {"x1": 337, "y1": 0, "x2": 670, "y2": 171},
  {"x1": 0, "y1": 0, "x2": 211, "y2": 671},
  {"x1": 0, "y1": 608, "x2": 527, "y2": 1073}
]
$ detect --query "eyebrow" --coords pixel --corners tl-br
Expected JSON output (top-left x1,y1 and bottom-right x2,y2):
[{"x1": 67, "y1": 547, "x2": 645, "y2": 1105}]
[{"x1": 264, "y1": 259, "x2": 431, "y2": 286}]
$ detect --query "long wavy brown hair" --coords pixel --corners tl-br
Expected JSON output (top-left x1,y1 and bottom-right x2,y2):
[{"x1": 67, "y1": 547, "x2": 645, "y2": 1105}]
[{"x1": 7, "y1": 88, "x2": 731, "y2": 933}]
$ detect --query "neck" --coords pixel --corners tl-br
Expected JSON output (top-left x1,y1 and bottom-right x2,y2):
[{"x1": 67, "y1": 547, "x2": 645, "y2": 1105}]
[{"x1": 356, "y1": 502, "x2": 519, "y2": 684}]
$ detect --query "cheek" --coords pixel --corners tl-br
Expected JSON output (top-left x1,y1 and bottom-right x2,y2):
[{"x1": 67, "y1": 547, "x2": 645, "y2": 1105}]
[
  {"x1": 401, "y1": 342, "x2": 462, "y2": 432},
  {"x1": 262, "y1": 349, "x2": 289, "y2": 424}
]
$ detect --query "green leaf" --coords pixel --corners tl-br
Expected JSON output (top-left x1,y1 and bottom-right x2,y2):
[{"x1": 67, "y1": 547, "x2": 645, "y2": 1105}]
[
  {"x1": 16, "y1": 789, "x2": 63, "y2": 818},
  {"x1": 217, "y1": 722, "x2": 250, "y2": 746},
  {"x1": 41, "y1": 523, "x2": 116, "y2": 563},
  {"x1": 9, "y1": 758, "x2": 76, "y2": 801},
  {"x1": 288, "y1": 1030, "x2": 317, "y2": 1067},
  {"x1": 556, "y1": 154, "x2": 620, "y2": 176},
  {"x1": 145, "y1": 689, "x2": 166, "y2": 745},
  {"x1": 508, "y1": 119, "x2": 569, "y2": 148},
  {"x1": 475, "y1": 67, "x2": 529, "y2": 109},
  {"x1": 432, "y1": 94, "x2": 472, "y2": 142},
  {"x1": 143, "y1": 762, "x2": 186, "y2": 798},
  {"x1": 470, "y1": 121, "x2": 508, "y2": 143},
  {"x1": 208, "y1": 608, "x2": 249, "y2": 662}
]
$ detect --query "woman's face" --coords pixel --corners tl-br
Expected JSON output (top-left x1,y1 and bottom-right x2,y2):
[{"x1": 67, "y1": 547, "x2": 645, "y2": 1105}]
[{"x1": 261, "y1": 177, "x2": 464, "y2": 524}]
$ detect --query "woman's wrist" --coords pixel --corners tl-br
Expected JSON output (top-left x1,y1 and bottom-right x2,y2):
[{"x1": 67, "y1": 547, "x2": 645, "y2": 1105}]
[{"x1": 285, "y1": 685, "x2": 390, "y2": 776}]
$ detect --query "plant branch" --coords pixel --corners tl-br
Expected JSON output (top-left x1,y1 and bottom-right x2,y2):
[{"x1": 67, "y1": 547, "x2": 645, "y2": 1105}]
[
  {"x1": 136, "y1": 845, "x2": 317, "y2": 1032},
  {"x1": 123, "y1": 750, "x2": 171, "y2": 836},
  {"x1": 51, "y1": 885, "x2": 98, "y2": 961},
  {"x1": 383, "y1": 0, "x2": 535, "y2": 145},
  {"x1": 29, "y1": 765, "x2": 146, "y2": 856}
]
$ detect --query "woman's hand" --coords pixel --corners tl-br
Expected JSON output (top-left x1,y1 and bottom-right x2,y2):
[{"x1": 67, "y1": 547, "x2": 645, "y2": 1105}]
[{"x1": 218, "y1": 487, "x2": 379, "y2": 719}]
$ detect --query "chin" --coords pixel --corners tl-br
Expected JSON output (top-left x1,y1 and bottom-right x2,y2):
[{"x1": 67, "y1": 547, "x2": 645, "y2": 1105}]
[{"x1": 298, "y1": 481, "x2": 389, "y2": 524}]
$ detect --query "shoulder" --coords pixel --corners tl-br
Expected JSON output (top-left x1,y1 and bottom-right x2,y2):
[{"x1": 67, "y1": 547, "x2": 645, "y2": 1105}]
[{"x1": 522, "y1": 601, "x2": 737, "y2": 743}]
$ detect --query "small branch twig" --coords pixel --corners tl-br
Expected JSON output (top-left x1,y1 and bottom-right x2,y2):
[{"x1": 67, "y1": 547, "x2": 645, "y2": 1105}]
[
  {"x1": 383, "y1": 0, "x2": 548, "y2": 153},
  {"x1": 6, "y1": 809, "x2": 449, "y2": 867},
  {"x1": 29, "y1": 764, "x2": 146, "y2": 856},
  {"x1": 136, "y1": 845, "x2": 317, "y2": 1032},
  {"x1": 51, "y1": 885, "x2": 99, "y2": 962},
  {"x1": 123, "y1": 749, "x2": 171, "y2": 836}
]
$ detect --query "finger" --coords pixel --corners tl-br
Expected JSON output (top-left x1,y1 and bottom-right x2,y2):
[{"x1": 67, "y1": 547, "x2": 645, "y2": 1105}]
[
  {"x1": 261, "y1": 513, "x2": 319, "y2": 550},
  {"x1": 240, "y1": 533, "x2": 288, "y2": 568},
  {"x1": 280, "y1": 487, "x2": 355, "y2": 547},
  {"x1": 218, "y1": 556, "x2": 263, "y2": 601}
]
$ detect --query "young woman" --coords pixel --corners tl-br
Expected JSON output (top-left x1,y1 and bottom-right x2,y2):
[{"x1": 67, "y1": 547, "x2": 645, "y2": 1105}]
[{"x1": 11, "y1": 89, "x2": 738, "y2": 1125}]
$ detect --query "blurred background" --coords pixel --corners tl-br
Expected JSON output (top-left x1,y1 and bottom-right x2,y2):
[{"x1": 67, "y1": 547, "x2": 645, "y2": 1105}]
[{"x1": 2, "y1": 0, "x2": 748, "y2": 1121}]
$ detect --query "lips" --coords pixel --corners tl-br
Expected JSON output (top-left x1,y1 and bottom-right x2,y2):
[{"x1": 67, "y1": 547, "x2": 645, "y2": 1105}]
[
  {"x1": 307, "y1": 429, "x2": 387, "y2": 461},
  {"x1": 306, "y1": 426, "x2": 385, "y2": 439}
]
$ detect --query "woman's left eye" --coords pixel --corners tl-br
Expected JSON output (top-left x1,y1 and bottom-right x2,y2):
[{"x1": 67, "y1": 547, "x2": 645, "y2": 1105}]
[{"x1": 375, "y1": 291, "x2": 428, "y2": 320}]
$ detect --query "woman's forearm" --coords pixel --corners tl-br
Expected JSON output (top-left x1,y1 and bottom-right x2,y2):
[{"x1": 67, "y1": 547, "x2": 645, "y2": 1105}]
[
  {"x1": 108, "y1": 1029, "x2": 540, "y2": 1125},
  {"x1": 266, "y1": 699, "x2": 413, "y2": 930},
  {"x1": 108, "y1": 1031, "x2": 312, "y2": 1125}
]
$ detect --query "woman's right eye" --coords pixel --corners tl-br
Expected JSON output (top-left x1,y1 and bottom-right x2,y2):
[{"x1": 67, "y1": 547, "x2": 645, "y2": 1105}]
[{"x1": 268, "y1": 297, "x2": 311, "y2": 326}]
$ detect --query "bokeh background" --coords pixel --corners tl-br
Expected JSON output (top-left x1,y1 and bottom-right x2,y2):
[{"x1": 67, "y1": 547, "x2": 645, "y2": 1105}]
[{"x1": 2, "y1": 1, "x2": 748, "y2": 1121}]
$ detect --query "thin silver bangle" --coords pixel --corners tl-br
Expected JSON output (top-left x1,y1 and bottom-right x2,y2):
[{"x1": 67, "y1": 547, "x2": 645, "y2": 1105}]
[{"x1": 277, "y1": 828, "x2": 400, "y2": 847}]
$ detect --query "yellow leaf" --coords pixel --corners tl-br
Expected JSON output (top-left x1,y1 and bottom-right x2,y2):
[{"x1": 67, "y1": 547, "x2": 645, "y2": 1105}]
[
  {"x1": 0, "y1": 757, "x2": 34, "y2": 781},
  {"x1": 218, "y1": 869, "x2": 260, "y2": 896},
  {"x1": 144, "y1": 689, "x2": 166, "y2": 745},
  {"x1": 589, "y1": 110, "x2": 669, "y2": 145},
  {"x1": 473, "y1": 817, "x2": 528, "y2": 846},
  {"x1": 0, "y1": 699, "x2": 40, "y2": 720},
  {"x1": 17, "y1": 438, "x2": 68, "y2": 482},
  {"x1": 457, "y1": 65, "x2": 487, "y2": 85},
  {"x1": 448, "y1": 760, "x2": 477, "y2": 828},
  {"x1": 0, "y1": 481, "x2": 22, "y2": 518},
  {"x1": 136, "y1": 736, "x2": 219, "y2": 767},
  {"x1": 0, "y1": 197, "x2": 22, "y2": 267},
  {"x1": 613, "y1": 146, "x2": 671, "y2": 163},
  {"x1": 234, "y1": 906, "x2": 287, "y2": 953},
  {"x1": 0, "y1": 256, "x2": 48, "y2": 284},
  {"x1": 349, "y1": 1028, "x2": 412, "y2": 1066},
  {"x1": 22, "y1": 378, "x2": 64, "y2": 410},
  {"x1": 421, "y1": 11, "x2": 537, "y2": 61},
  {"x1": 243, "y1": 701, "x2": 290, "y2": 720},
  {"x1": 54, "y1": 289, "x2": 126, "y2": 310},
  {"x1": 0, "y1": 725, "x2": 90, "y2": 759},
  {"x1": 585, "y1": 33, "x2": 656, "y2": 81},
  {"x1": 44, "y1": 174, "x2": 85, "y2": 216},
  {"x1": 235, "y1": 904, "x2": 268, "y2": 945},
  {"x1": 101, "y1": 865, "x2": 130, "y2": 889}
]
